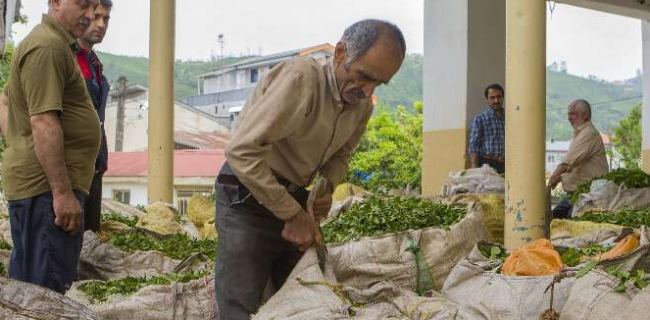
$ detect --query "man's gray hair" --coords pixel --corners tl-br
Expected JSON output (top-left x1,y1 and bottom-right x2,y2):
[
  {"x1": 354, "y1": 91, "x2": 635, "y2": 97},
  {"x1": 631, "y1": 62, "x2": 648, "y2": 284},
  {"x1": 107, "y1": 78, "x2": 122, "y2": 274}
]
[
  {"x1": 48, "y1": 0, "x2": 112, "y2": 7},
  {"x1": 340, "y1": 19, "x2": 406, "y2": 64},
  {"x1": 571, "y1": 99, "x2": 592, "y2": 120}
]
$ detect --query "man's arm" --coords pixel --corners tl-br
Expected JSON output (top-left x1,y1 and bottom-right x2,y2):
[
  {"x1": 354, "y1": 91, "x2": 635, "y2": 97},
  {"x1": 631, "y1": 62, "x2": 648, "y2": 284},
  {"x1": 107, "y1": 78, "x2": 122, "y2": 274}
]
[
  {"x1": 468, "y1": 116, "x2": 482, "y2": 168},
  {"x1": 548, "y1": 163, "x2": 568, "y2": 189},
  {"x1": 226, "y1": 62, "x2": 320, "y2": 249},
  {"x1": 0, "y1": 93, "x2": 8, "y2": 137},
  {"x1": 31, "y1": 112, "x2": 83, "y2": 234}
]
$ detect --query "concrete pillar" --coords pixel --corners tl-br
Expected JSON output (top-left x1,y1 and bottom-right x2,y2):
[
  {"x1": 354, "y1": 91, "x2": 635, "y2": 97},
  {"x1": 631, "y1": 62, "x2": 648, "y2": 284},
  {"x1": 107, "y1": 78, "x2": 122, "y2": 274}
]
[
  {"x1": 504, "y1": 0, "x2": 546, "y2": 249},
  {"x1": 422, "y1": 0, "x2": 505, "y2": 196},
  {"x1": 148, "y1": 0, "x2": 175, "y2": 204},
  {"x1": 642, "y1": 21, "x2": 650, "y2": 173}
]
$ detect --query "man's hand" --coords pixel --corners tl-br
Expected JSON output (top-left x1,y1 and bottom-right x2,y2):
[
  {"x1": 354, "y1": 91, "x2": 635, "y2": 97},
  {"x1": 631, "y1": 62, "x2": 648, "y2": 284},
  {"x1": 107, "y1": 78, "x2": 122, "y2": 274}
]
[
  {"x1": 282, "y1": 210, "x2": 321, "y2": 251},
  {"x1": 548, "y1": 174, "x2": 561, "y2": 190},
  {"x1": 469, "y1": 153, "x2": 479, "y2": 169},
  {"x1": 313, "y1": 179, "x2": 334, "y2": 223},
  {"x1": 53, "y1": 192, "x2": 83, "y2": 235},
  {"x1": 548, "y1": 163, "x2": 568, "y2": 190}
]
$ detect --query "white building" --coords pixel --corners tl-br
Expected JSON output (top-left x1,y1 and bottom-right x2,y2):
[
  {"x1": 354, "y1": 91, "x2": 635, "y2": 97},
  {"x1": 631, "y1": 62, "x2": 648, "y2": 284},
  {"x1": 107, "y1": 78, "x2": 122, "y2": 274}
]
[
  {"x1": 104, "y1": 84, "x2": 231, "y2": 152},
  {"x1": 183, "y1": 44, "x2": 334, "y2": 128},
  {"x1": 103, "y1": 149, "x2": 225, "y2": 215}
]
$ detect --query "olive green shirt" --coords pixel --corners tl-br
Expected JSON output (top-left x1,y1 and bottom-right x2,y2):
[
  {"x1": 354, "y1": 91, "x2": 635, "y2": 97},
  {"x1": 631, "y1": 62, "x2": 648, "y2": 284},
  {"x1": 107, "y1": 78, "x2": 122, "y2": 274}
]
[
  {"x1": 2, "y1": 15, "x2": 100, "y2": 200},
  {"x1": 226, "y1": 56, "x2": 373, "y2": 220}
]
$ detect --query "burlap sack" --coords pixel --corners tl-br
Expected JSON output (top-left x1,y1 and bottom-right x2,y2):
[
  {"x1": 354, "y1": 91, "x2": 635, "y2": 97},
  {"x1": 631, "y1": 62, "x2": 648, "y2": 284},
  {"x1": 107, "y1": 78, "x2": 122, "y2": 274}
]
[
  {"x1": 78, "y1": 231, "x2": 209, "y2": 281},
  {"x1": 559, "y1": 230, "x2": 650, "y2": 320},
  {"x1": 0, "y1": 277, "x2": 102, "y2": 320},
  {"x1": 442, "y1": 165, "x2": 505, "y2": 196},
  {"x1": 573, "y1": 180, "x2": 650, "y2": 216},
  {"x1": 253, "y1": 249, "x2": 494, "y2": 320},
  {"x1": 0, "y1": 219, "x2": 12, "y2": 246},
  {"x1": 136, "y1": 202, "x2": 183, "y2": 236},
  {"x1": 328, "y1": 202, "x2": 488, "y2": 292},
  {"x1": 442, "y1": 245, "x2": 576, "y2": 320},
  {"x1": 67, "y1": 275, "x2": 216, "y2": 320}
]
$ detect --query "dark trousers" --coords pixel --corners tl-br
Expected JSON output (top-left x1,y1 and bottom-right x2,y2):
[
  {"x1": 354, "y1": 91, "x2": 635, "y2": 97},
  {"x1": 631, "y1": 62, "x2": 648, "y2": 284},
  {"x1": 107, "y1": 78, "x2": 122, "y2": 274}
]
[
  {"x1": 214, "y1": 176, "x2": 308, "y2": 320},
  {"x1": 8, "y1": 190, "x2": 85, "y2": 294},
  {"x1": 479, "y1": 156, "x2": 505, "y2": 174},
  {"x1": 552, "y1": 195, "x2": 574, "y2": 219},
  {"x1": 84, "y1": 173, "x2": 103, "y2": 233}
]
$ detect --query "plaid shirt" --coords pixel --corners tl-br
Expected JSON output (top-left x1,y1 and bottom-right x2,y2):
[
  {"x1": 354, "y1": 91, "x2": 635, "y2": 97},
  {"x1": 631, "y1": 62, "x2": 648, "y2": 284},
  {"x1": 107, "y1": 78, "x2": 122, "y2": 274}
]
[{"x1": 469, "y1": 107, "x2": 505, "y2": 157}]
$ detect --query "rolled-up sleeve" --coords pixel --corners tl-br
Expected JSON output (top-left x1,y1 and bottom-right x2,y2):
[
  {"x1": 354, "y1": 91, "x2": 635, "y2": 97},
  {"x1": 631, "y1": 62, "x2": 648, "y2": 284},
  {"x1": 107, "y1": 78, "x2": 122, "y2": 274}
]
[
  {"x1": 225, "y1": 64, "x2": 315, "y2": 221},
  {"x1": 320, "y1": 103, "x2": 372, "y2": 186}
]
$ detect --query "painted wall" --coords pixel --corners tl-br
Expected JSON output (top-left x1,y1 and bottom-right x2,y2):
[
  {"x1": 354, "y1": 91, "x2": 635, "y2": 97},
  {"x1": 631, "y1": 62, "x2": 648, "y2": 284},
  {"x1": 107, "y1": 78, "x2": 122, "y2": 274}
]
[
  {"x1": 422, "y1": 0, "x2": 505, "y2": 195},
  {"x1": 102, "y1": 182, "x2": 148, "y2": 207}
]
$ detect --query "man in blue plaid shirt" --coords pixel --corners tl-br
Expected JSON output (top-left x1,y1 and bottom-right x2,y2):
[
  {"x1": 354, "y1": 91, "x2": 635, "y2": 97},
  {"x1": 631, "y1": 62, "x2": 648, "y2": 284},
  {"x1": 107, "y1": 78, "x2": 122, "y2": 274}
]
[{"x1": 469, "y1": 84, "x2": 505, "y2": 174}]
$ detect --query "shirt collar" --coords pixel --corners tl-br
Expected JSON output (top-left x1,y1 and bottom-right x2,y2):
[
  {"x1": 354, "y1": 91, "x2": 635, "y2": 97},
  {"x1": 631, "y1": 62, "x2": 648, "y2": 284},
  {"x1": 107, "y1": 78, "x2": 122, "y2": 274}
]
[
  {"x1": 42, "y1": 14, "x2": 77, "y2": 48},
  {"x1": 324, "y1": 57, "x2": 344, "y2": 109},
  {"x1": 487, "y1": 106, "x2": 504, "y2": 116},
  {"x1": 574, "y1": 121, "x2": 592, "y2": 135}
]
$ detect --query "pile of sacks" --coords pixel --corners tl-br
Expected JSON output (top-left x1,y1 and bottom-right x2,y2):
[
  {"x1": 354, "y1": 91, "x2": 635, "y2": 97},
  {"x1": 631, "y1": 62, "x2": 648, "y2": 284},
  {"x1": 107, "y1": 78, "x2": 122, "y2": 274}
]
[{"x1": 0, "y1": 201, "x2": 218, "y2": 320}]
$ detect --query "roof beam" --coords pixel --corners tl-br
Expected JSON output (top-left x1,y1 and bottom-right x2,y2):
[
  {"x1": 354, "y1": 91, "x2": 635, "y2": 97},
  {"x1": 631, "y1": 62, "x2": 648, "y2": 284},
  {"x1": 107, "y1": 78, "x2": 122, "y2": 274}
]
[{"x1": 553, "y1": 0, "x2": 650, "y2": 20}]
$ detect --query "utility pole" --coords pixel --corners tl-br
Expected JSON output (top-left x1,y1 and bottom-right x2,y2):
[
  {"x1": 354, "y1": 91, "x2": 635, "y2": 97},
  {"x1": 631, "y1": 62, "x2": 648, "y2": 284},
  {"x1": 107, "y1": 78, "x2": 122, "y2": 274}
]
[
  {"x1": 217, "y1": 34, "x2": 225, "y2": 70},
  {"x1": 115, "y1": 75, "x2": 127, "y2": 152}
]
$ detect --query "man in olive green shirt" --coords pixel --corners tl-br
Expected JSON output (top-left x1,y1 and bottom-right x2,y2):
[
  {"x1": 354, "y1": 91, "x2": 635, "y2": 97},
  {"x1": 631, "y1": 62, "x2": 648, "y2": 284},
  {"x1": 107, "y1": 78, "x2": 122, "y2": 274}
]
[
  {"x1": 216, "y1": 19, "x2": 406, "y2": 319},
  {"x1": 3, "y1": 0, "x2": 100, "y2": 293}
]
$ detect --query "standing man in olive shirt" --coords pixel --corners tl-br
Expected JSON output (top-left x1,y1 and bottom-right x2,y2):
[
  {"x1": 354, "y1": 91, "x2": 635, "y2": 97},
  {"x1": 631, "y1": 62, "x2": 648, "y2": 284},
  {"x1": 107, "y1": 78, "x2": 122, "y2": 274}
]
[
  {"x1": 216, "y1": 19, "x2": 406, "y2": 319},
  {"x1": 3, "y1": 0, "x2": 100, "y2": 293}
]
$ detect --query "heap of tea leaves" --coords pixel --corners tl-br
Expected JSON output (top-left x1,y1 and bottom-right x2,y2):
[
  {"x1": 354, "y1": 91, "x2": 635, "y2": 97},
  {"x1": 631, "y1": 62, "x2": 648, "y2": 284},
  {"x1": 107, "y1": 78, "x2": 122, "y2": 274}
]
[
  {"x1": 478, "y1": 244, "x2": 509, "y2": 264},
  {"x1": 81, "y1": 270, "x2": 210, "y2": 303},
  {"x1": 100, "y1": 211, "x2": 139, "y2": 227},
  {"x1": 573, "y1": 208, "x2": 650, "y2": 228},
  {"x1": 322, "y1": 195, "x2": 467, "y2": 243},
  {"x1": 571, "y1": 168, "x2": 650, "y2": 203},
  {"x1": 108, "y1": 231, "x2": 217, "y2": 260},
  {"x1": 560, "y1": 244, "x2": 612, "y2": 267},
  {"x1": 604, "y1": 267, "x2": 650, "y2": 292}
]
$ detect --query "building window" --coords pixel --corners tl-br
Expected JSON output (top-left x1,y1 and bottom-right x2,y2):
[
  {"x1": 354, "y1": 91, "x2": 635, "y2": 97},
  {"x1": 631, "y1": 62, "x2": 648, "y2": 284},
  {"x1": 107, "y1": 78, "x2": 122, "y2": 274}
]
[
  {"x1": 177, "y1": 189, "x2": 213, "y2": 216},
  {"x1": 250, "y1": 69, "x2": 259, "y2": 83},
  {"x1": 112, "y1": 189, "x2": 131, "y2": 204},
  {"x1": 215, "y1": 106, "x2": 218, "y2": 114}
]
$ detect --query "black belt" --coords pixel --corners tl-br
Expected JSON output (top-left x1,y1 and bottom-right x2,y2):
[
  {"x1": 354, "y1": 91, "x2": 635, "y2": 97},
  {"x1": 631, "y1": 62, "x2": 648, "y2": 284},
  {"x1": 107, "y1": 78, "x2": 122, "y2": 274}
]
[{"x1": 217, "y1": 173, "x2": 304, "y2": 193}]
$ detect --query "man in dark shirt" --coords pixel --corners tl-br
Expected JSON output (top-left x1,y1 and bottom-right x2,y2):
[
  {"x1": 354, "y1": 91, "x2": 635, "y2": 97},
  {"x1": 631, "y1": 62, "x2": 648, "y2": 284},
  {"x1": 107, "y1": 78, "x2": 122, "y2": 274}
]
[{"x1": 76, "y1": 0, "x2": 112, "y2": 232}]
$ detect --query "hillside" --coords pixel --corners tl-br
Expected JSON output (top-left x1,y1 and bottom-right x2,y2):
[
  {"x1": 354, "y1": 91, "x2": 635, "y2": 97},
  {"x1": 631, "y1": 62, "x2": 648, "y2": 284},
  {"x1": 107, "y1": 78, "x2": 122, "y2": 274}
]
[
  {"x1": 97, "y1": 52, "x2": 251, "y2": 98},
  {"x1": 97, "y1": 51, "x2": 641, "y2": 140}
]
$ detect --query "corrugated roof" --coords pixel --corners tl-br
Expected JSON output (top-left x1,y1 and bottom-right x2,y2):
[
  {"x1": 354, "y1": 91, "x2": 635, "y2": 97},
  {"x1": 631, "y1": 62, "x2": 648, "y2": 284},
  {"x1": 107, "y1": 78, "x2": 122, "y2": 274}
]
[{"x1": 105, "y1": 149, "x2": 226, "y2": 177}]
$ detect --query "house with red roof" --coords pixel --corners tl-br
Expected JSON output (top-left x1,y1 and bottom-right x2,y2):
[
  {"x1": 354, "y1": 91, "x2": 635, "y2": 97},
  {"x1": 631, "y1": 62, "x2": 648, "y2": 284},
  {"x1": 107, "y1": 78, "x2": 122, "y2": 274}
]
[{"x1": 103, "y1": 149, "x2": 226, "y2": 215}]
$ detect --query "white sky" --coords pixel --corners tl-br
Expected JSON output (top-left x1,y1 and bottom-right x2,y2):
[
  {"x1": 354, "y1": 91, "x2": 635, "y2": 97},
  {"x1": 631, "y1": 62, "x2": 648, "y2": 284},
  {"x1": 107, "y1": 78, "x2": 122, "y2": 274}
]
[{"x1": 12, "y1": 1, "x2": 643, "y2": 81}]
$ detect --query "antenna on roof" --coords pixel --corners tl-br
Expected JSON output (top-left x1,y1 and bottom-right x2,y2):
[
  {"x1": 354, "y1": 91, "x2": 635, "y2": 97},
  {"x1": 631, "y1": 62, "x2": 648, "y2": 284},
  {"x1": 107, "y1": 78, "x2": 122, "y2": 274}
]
[{"x1": 217, "y1": 34, "x2": 225, "y2": 69}]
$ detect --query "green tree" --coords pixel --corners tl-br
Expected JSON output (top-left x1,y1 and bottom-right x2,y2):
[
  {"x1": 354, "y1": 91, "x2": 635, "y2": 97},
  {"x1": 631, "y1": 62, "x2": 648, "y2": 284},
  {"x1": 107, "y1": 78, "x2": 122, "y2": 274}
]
[
  {"x1": 610, "y1": 104, "x2": 642, "y2": 168},
  {"x1": 346, "y1": 101, "x2": 423, "y2": 191}
]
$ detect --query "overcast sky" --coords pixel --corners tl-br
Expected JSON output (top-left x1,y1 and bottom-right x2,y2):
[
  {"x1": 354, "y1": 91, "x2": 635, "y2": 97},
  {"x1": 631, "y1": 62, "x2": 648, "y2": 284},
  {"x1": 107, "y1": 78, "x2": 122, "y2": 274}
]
[{"x1": 12, "y1": 1, "x2": 642, "y2": 81}]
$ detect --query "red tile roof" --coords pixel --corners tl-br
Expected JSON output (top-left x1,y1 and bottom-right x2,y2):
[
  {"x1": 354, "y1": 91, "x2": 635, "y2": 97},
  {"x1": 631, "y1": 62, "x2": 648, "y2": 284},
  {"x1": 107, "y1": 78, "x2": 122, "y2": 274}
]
[{"x1": 105, "y1": 149, "x2": 226, "y2": 177}]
